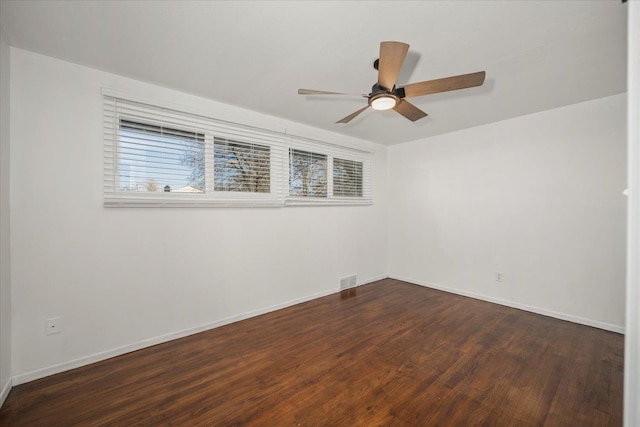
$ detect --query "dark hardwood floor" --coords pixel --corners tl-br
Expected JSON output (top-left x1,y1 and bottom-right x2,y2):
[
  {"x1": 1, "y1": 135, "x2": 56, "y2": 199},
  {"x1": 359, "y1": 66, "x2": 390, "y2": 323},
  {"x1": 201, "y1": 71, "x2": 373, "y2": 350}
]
[{"x1": 0, "y1": 279, "x2": 623, "y2": 426}]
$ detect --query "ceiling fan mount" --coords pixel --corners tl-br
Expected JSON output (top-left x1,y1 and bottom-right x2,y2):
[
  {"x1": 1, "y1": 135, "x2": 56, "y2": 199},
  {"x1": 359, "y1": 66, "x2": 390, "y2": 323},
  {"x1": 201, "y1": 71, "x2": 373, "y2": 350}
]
[{"x1": 298, "y1": 41, "x2": 486, "y2": 124}]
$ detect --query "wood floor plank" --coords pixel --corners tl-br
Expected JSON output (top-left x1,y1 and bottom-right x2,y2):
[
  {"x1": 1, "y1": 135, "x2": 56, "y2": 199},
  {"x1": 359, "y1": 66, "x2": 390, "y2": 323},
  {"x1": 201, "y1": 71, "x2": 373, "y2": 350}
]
[{"x1": 0, "y1": 279, "x2": 624, "y2": 426}]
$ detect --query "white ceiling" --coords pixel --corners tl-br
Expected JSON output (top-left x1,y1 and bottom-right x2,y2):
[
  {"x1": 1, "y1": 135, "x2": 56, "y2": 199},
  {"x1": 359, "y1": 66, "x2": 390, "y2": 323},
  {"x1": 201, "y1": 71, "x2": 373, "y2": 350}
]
[{"x1": 0, "y1": 0, "x2": 628, "y2": 145}]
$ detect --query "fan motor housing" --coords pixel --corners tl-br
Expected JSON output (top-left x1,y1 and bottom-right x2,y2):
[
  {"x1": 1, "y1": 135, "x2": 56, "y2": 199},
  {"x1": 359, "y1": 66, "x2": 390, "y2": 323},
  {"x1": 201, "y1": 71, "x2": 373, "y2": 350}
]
[{"x1": 370, "y1": 83, "x2": 405, "y2": 99}]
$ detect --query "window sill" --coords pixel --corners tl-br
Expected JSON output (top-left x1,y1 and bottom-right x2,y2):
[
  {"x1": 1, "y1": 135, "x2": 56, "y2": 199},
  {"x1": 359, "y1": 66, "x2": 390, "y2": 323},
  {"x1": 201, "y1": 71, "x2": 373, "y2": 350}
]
[
  {"x1": 104, "y1": 194, "x2": 284, "y2": 208},
  {"x1": 104, "y1": 194, "x2": 372, "y2": 208},
  {"x1": 284, "y1": 197, "x2": 373, "y2": 207}
]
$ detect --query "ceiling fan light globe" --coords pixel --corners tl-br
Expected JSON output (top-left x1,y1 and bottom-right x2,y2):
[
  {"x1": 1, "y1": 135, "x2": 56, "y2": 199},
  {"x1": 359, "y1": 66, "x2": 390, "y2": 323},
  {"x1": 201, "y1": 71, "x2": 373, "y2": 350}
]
[{"x1": 370, "y1": 96, "x2": 397, "y2": 111}]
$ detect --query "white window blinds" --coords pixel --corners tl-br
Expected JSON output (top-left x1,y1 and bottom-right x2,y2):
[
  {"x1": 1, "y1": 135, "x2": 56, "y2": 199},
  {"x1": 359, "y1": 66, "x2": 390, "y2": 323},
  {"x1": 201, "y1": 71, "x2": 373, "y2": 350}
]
[
  {"x1": 214, "y1": 138, "x2": 271, "y2": 193},
  {"x1": 104, "y1": 93, "x2": 287, "y2": 207},
  {"x1": 103, "y1": 90, "x2": 373, "y2": 207},
  {"x1": 118, "y1": 119, "x2": 205, "y2": 194},
  {"x1": 333, "y1": 157, "x2": 364, "y2": 198},
  {"x1": 287, "y1": 136, "x2": 373, "y2": 205},
  {"x1": 289, "y1": 149, "x2": 328, "y2": 198}
]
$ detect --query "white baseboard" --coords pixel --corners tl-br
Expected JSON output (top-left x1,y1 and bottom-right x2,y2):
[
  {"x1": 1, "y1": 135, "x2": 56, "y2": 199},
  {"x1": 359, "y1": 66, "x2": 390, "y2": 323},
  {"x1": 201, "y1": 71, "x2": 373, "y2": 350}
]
[
  {"x1": 388, "y1": 274, "x2": 625, "y2": 334},
  {"x1": 12, "y1": 286, "x2": 342, "y2": 386},
  {"x1": 0, "y1": 377, "x2": 11, "y2": 408},
  {"x1": 12, "y1": 275, "x2": 387, "y2": 386},
  {"x1": 9, "y1": 274, "x2": 623, "y2": 387},
  {"x1": 10, "y1": 274, "x2": 623, "y2": 386},
  {"x1": 357, "y1": 274, "x2": 387, "y2": 286}
]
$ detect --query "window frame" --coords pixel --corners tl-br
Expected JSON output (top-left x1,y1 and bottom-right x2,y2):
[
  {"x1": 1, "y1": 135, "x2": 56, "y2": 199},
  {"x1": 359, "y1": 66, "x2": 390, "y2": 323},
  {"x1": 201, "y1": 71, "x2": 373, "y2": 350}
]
[
  {"x1": 103, "y1": 90, "x2": 372, "y2": 208},
  {"x1": 116, "y1": 118, "x2": 207, "y2": 195},
  {"x1": 332, "y1": 157, "x2": 364, "y2": 198},
  {"x1": 288, "y1": 148, "x2": 329, "y2": 199},
  {"x1": 213, "y1": 137, "x2": 273, "y2": 194},
  {"x1": 285, "y1": 137, "x2": 372, "y2": 206},
  {"x1": 104, "y1": 94, "x2": 287, "y2": 208}
]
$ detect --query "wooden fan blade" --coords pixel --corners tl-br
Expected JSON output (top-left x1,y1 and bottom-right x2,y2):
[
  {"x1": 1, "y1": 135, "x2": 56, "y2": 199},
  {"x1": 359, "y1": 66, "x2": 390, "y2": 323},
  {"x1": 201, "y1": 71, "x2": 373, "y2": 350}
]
[
  {"x1": 378, "y1": 41, "x2": 409, "y2": 91},
  {"x1": 336, "y1": 106, "x2": 369, "y2": 124},
  {"x1": 393, "y1": 99, "x2": 428, "y2": 122},
  {"x1": 399, "y1": 71, "x2": 486, "y2": 98},
  {"x1": 298, "y1": 89, "x2": 367, "y2": 96}
]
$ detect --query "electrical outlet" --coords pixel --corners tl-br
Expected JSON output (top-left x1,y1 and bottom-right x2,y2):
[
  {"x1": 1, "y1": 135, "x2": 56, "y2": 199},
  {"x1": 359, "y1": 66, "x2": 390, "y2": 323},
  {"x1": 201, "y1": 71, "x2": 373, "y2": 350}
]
[
  {"x1": 45, "y1": 317, "x2": 61, "y2": 335},
  {"x1": 494, "y1": 271, "x2": 504, "y2": 283}
]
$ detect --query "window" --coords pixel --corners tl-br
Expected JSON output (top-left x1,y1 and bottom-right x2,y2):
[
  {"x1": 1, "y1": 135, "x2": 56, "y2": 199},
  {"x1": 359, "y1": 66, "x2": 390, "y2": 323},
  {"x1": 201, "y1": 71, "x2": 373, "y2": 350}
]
[
  {"x1": 333, "y1": 158, "x2": 363, "y2": 197},
  {"x1": 104, "y1": 94, "x2": 286, "y2": 207},
  {"x1": 118, "y1": 120, "x2": 205, "y2": 194},
  {"x1": 289, "y1": 149, "x2": 327, "y2": 197},
  {"x1": 103, "y1": 91, "x2": 372, "y2": 207},
  {"x1": 286, "y1": 137, "x2": 372, "y2": 205},
  {"x1": 214, "y1": 138, "x2": 271, "y2": 193}
]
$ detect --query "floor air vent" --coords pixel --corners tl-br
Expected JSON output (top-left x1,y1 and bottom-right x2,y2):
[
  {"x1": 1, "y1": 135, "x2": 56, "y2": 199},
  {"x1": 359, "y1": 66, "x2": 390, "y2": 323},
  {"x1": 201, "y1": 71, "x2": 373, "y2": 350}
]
[{"x1": 340, "y1": 275, "x2": 357, "y2": 290}]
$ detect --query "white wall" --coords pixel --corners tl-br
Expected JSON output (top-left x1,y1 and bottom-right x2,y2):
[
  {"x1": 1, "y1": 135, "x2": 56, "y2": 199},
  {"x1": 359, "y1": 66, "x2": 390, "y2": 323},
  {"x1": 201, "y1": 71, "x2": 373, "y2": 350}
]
[
  {"x1": 5, "y1": 44, "x2": 628, "y2": 391},
  {"x1": 0, "y1": 28, "x2": 12, "y2": 403},
  {"x1": 388, "y1": 94, "x2": 627, "y2": 332},
  {"x1": 624, "y1": 3, "x2": 639, "y2": 426},
  {"x1": 9, "y1": 48, "x2": 388, "y2": 384}
]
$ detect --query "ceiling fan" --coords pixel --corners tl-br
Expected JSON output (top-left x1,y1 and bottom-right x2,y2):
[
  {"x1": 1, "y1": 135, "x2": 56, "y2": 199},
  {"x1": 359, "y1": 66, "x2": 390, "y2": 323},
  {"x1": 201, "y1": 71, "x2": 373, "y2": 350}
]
[{"x1": 298, "y1": 41, "x2": 486, "y2": 124}]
